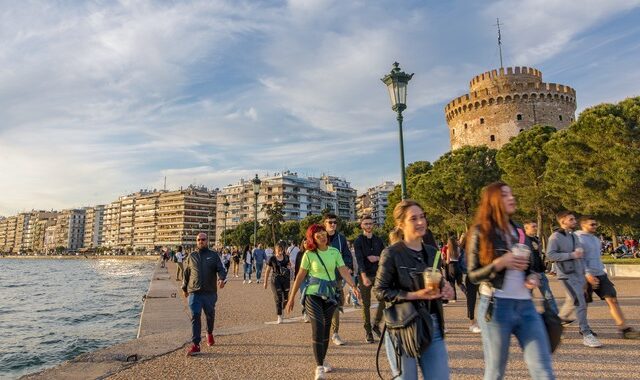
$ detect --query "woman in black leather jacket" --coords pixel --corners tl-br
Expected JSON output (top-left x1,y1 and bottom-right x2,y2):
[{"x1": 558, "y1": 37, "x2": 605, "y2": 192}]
[
  {"x1": 466, "y1": 182, "x2": 555, "y2": 380},
  {"x1": 374, "y1": 199, "x2": 454, "y2": 380}
]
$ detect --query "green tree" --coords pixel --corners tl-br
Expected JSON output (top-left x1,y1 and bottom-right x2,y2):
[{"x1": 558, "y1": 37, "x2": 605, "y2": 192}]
[
  {"x1": 299, "y1": 214, "x2": 323, "y2": 240},
  {"x1": 227, "y1": 221, "x2": 255, "y2": 247},
  {"x1": 413, "y1": 146, "x2": 501, "y2": 232},
  {"x1": 406, "y1": 160, "x2": 433, "y2": 178},
  {"x1": 261, "y1": 202, "x2": 285, "y2": 246},
  {"x1": 497, "y1": 125, "x2": 560, "y2": 241},
  {"x1": 281, "y1": 220, "x2": 300, "y2": 244},
  {"x1": 545, "y1": 97, "x2": 640, "y2": 243}
]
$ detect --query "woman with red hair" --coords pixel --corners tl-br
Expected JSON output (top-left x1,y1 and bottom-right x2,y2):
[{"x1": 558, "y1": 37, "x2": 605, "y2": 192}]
[
  {"x1": 466, "y1": 182, "x2": 555, "y2": 379},
  {"x1": 286, "y1": 224, "x2": 359, "y2": 380}
]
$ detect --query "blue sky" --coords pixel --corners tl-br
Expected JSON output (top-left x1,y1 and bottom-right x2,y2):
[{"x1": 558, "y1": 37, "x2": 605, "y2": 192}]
[{"x1": 1, "y1": 0, "x2": 639, "y2": 216}]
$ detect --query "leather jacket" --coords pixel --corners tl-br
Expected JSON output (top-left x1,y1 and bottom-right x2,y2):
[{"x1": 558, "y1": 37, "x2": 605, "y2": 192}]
[
  {"x1": 182, "y1": 248, "x2": 227, "y2": 293},
  {"x1": 373, "y1": 241, "x2": 444, "y2": 333},
  {"x1": 466, "y1": 220, "x2": 533, "y2": 290}
]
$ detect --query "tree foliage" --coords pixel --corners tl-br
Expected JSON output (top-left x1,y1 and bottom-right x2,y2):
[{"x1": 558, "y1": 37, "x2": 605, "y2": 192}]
[{"x1": 261, "y1": 202, "x2": 285, "y2": 245}]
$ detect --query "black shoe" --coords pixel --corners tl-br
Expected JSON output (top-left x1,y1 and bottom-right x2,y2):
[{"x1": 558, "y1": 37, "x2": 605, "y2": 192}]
[
  {"x1": 561, "y1": 318, "x2": 575, "y2": 326},
  {"x1": 365, "y1": 332, "x2": 374, "y2": 344},
  {"x1": 372, "y1": 325, "x2": 382, "y2": 339},
  {"x1": 621, "y1": 328, "x2": 640, "y2": 339}
]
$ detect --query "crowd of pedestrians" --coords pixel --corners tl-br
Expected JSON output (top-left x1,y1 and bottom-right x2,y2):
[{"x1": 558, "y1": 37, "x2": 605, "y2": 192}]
[{"x1": 163, "y1": 180, "x2": 639, "y2": 379}]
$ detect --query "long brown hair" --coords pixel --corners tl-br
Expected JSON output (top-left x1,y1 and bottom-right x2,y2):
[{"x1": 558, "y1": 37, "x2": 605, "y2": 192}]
[
  {"x1": 468, "y1": 182, "x2": 511, "y2": 266},
  {"x1": 388, "y1": 199, "x2": 424, "y2": 244}
]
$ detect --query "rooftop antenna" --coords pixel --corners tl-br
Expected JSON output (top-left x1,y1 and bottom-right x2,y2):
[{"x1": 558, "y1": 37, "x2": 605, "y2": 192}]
[
  {"x1": 495, "y1": 18, "x2": 504, "y2": 68},
  {"x1": 163, "y1": 176, "x2": 167, "y2": 191}
]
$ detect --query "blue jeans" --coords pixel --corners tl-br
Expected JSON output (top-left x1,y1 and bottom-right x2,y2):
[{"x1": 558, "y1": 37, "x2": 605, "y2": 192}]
[
  {"x1": 537, "y1": 273, "x2": 559, "y2": 315},
  {"x1": 243, "y1": 263, "x2": 252, "y2": 280},
  {"x1": 188, "y1": 292, "x2": 218, "y2": 345},
  {"x1": 384, "y1": 313, "x2": 450, "y2": 380},
  {"x1": 255, "y1": 262, "x2": 264, "y2": 280},
  {"x1": 478, "y1": 296, "x2": 555, "y2": 380}
]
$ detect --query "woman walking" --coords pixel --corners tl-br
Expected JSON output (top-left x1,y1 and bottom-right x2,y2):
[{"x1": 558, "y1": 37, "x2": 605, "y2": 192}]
[
  {"x1": 242, "y1": 245, "x2": 253, "y2": 284},
  {"x1": 221, "y1": 248, "x2": 231, "y2": 273},
  {"x1": 446, "y1": 236, "x2": 466, "y2": 302},
  {"x1": 231, "y1": 247, "x2": 241, "y2": 277},
  {"x1": 374, "y1": 200, "x2": 454, "y2": 380},
  {"x1": 264, "y1": 241, "x2": 291, "y2": 324},
  {"x1": 286, "y1": 224, "x2": 360, "y2": 380},
  {"x1": 466, "y1": 182, "x2": 555, "y2": 379}
]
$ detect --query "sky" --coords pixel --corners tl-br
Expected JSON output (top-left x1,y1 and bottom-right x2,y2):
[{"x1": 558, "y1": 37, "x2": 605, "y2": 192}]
[{"x1": 1, "y1": 0, "x2": 640, "y2": 216}]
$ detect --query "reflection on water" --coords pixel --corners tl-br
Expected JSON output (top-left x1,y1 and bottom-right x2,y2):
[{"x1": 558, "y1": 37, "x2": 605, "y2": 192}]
[{"x1": 0, "y1": 259, "x2": 155, "y2": 380}]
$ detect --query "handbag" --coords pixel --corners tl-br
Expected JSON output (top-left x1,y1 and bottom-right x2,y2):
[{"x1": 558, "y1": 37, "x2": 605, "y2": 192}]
[{"x1": 540, "y1": 299, "x2": 563, "y2": 353}]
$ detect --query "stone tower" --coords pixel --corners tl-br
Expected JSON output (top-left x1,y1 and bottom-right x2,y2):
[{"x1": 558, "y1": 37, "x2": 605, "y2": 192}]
[{"x1": 445, "y1": 66, "x2": 576, "y2": 149}]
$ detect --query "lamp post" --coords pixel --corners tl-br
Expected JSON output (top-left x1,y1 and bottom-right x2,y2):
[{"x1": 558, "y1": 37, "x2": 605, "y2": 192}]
[
  {"x1": 223, "y1": 197, "x2": 230, "y2": 247},
  {"x1": 251, "y1": 174, "x2": 261, "y2": 248},
  {"x1": 381, "y1": 62, "x2": 414, "y2": 200}
]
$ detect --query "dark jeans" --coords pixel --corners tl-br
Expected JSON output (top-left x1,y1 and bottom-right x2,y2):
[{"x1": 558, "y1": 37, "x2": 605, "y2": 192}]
[
  {"x1": 465, "y1": 275, "x2": 478, "y2": 320},
  {"x1": 271, "y1": 276, "x2": 290, "y2": 316},
  {"x1": 188, "y1": 292, "x2": 218, "y2": 345},
  {"x1": 331, "y1": 279, "x2": 345, "y2": 334},
  {"x1": 256, "y1": 262, "x2": 264, "y2": 280},
  {"x1": 447, "y1": 262, "x2": 466, "y2": 301},
  {"x1": 359, "y1": 276, "x2": 384, "y2": 334},
  {"x1": 306, "y1": 295, "x2": 338, "y2": 366}
]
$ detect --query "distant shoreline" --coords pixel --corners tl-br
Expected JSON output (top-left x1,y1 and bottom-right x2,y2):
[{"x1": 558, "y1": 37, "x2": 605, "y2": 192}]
[{"x1": 0, "y1": 254, "x2": 158, "y2": 260}]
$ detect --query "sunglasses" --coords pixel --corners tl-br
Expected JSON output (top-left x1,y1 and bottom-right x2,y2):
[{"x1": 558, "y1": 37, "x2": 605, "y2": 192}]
[
  {"x1": 197, "y1": 238, "x2": 207, "y2": 241},
  {"x1": 325, "y1": 221, "x2": 337, "y2": 225}
]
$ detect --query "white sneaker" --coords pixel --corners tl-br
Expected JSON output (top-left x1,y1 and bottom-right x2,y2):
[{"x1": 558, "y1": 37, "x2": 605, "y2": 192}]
[
  {"x1": 332, "y1": 333, "x2": 345, "y2": 346},
  {"x1": 277, "y1": 315, "x2": 283, "y2": 324},
  {"x1": 314, "y1": 365, "x2": 326, "y2": 380},
  {"x1": 242, "y1": 280, "x2": 246, "y2": 284},
  {"x1": 583, "y1": 333, "x2": 603, "y2": 348},
  {"x1": 248, "y1": 280, "x2": 252, "y2": 284},
  {"x1": 323, "y1": 361, "x2": 334, "y2": 373},
  {"x1": 303, "y1": 313, "x2": 310, "y2": 323},
  {"x1": 469, "y1": 323, "x2": 481, "y2": 333}
]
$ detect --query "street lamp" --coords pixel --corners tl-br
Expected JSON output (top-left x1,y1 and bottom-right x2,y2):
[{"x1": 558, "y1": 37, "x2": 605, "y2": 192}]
[
  {"x1": 251, "y1": 174, "x2": 261, "y2": 248},
  {"x1": 223, "y1": 197, "x2": 230, "y2": 247},
  {"x1": 381, "y1": 62, "x2": 413, "y2": 200}
]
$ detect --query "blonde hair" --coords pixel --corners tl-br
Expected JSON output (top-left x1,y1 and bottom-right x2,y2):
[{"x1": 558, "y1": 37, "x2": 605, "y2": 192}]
[{"x1": 388, "y1": 199, "x2": 424, "y2": 244}]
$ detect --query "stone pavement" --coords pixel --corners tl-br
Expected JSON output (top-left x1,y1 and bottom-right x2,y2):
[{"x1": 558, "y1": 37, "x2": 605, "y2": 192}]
[{"x1": 107, "y1": 262, "x2": 640, "y2": 380}]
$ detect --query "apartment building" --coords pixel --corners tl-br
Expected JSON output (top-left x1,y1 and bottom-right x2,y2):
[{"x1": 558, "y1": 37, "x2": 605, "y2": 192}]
[
  {"x1": 30, "y1": 212, "x2": 59, "y2": 253},
  {"x1": 356, "y1": 181, "x2": 395, "y2": 226},
  {"x1": 53, "y1": 209, "x2": 86, "y2": 251},
  {"x1": 133, "y1": 193, "x2": 160, "y2": 251},
  {"x1": 3, "y1": 216, "x2": 17, "y2": 253},
  {"x1": 102, "y1": 200, "x2": 121, "y2": 248},
  {"x1": 0, "y1": 216, "x2": 8, "y2": 252},
  {"x1": 214, "y1": 172, "x2": 357, "y2": 244},
  {"x1": 83, "y1": 205, "x2": 105, "y2": 249},
  {"x1": 156, "y1": 186, "x2": 216, "y2": 250}
]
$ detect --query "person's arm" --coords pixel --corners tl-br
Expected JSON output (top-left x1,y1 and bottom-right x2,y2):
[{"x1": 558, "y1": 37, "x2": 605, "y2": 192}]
[
  {"x1": 339, "y1": 235, "x2": 354, "y2": 271},
  {"x1": 182, "y1": 257, "x2": 191, "y2": 297},
  {"x1": 546, "y1": 233, "x2": 575, "y2": 262},
  {"x1": 466, "y1": 227, "x2": 524, "y2": 284},
  {"x1": 353, "y1": 237, "x2": 367, "y2": 280},
  {"x1": 263, "y1": 261, "x2": 272, "y2": 289},
  {"x1": 373, "y1": 247, "x2": 440, "y2": 303},
  {"x1": 286, "y1": 267, "x2": 308, "y2": 313}
]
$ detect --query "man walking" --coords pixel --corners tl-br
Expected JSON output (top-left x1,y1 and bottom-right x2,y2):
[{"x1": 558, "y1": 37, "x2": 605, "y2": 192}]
[
  {"x1": 576, "y1": 216, "x2": 640, "y2": 339},
  {"x1": 547, "y1": 211, "x2": 602, "y2": 348},
  {"x1": 175, "y1": 245, "x2": 186, "y2": 281},
  {"x1": 287, "y1": 241, "x2": 300, "y2": 279},
  {"x1": 524, "y1": 221, "x2": 559, "y2": 314},
  {"x1": 353, "y1": 215, "x2": 385, "y2": 343},
  {"x1": 323, "y1": 213, "x2": 354, "y2": 346},
  {"x1": 253, "y1": 244, "x2": 267, "y2": 284},
  {"x1": 182, "y1": 233, "x2": 227, "y2": 356}
]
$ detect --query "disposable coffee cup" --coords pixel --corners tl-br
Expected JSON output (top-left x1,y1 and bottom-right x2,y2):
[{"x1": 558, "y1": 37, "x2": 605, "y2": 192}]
[
  {"x1": 423, "y1": 271, "x2": 442, "y2": 293},
  {"x1": 511, "y1": 243, "x2": 531, "y2": 260}
]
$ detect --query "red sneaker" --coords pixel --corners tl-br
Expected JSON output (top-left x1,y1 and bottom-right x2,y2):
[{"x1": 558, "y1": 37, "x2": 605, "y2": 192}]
[
  {"x1": 186, "y1": 343, "x2": 200, "y2": 356},
  {"x1": 207, "y1": 333, "x2": 215, "y2": 346}
]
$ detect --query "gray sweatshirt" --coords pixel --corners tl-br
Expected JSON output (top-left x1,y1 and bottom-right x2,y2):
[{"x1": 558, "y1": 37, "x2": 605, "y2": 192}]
[
  {"x1": 546, "y1": 229, "x2": 584, "y2": 280},
  {"x1": 575, "y1": 231, "x2": 606, "y2": 276}
]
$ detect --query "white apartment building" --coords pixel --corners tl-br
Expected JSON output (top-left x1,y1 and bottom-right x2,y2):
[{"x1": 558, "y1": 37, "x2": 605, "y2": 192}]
[
  {"x1": 356, "y1": 181, "x2": 395, "y2": 226},
  {"x1": 53, "y1": 209, "x2": 86, "y2": 251},
  {"x1": 83, "y1": 205, "x2": 105, "y2": 249}
]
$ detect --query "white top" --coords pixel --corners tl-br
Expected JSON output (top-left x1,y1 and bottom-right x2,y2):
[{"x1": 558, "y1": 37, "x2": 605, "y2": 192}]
[
  {"x1": 245, "y1": 251, "x2": 252, "y2": 264},
  {"x1": 494, "y1": 269, "x2": 531, "y2": 300},
  {"x1": 176, "y1": 252, "x2": 185, "y2": 263}
]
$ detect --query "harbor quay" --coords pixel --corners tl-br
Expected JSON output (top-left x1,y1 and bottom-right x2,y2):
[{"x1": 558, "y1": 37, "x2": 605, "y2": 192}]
[{"x1": 25, "y1": 260, "x2": 640, "y2": 380}]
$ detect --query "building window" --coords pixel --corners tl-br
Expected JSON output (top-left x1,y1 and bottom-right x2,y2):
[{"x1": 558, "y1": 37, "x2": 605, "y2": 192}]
[
  {"x1": 464, "y1": 123, "x2": 468, "y2": 129},
  {"x1": 517, "y1": 114, "x2": 522, "y2": 120},
  {"x1": 490, "y1": 135, "x2": 495, "y2": 142},
  {"x1": 559, "y1": 115, "x2": 563, "y2": 121},
  {"x1": 480, "y1": 118, "x2": 485, "y2": 124},
  {"x1": 452, "y1": 129, "x2": 455, "y2": 135}
]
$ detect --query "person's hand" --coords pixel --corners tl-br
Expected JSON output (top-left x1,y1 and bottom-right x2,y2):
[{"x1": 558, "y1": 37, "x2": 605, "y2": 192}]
[
  {"x1": 410, "y1": 288, "x2": 442, "y2": 300},
  {"x1": 494, "y1": 252, "x2": 528, "y2": 271},
  {"x1": 285, "y1": 299, "x2": 295, "y2": 314},
  {"x1": 367, "y1": 255, "x2": 379, "y2": 263},
  {"x1": 183, "y1": 290, "x2": 189, "y2": 298},
  {"x1": 586, "y1": 273, "x2": 600, "y2": 288},
  {"x1": 352, "y1": 287, "x2": 361, "y2": 301},
  {"x1": 572, "y1": 248, "x2": 584, "y2": 259},
  {"x1": 441, "y1": 282, "x2": 455, "y2": 300},
  {"x1": 362, "y1": 276, "x2": 372, "y2": 287},
  {"x1": 217, "y1": 280, "x2": 225, "y2": 289},
  {"x1": 525, "y1": 274, "x2": 540, "y2": 289}
]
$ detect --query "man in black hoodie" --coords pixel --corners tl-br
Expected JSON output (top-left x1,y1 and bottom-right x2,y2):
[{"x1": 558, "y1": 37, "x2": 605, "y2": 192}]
[
  {"x1": 323, "y1": 213, "x2": 354, "y2": 346},
  {"x1": 182, "y1": 233, "x2": 227, "y2": 356},
  {"x1": 354, "y1": 215, "x2": 385, "y2": 343}
]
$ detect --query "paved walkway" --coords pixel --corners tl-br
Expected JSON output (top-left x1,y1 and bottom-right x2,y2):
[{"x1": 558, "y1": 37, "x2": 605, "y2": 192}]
[{"x1": 108, "y1": 264, "x2": 640, "y2": 380}]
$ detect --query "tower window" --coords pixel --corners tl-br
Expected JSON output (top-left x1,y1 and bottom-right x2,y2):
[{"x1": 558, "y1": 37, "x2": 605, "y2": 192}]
[
  {"x1": 464, "y1": 123, "x2": 468, "y2": 129},
  {"x1": 490, "y1": 135, "x2": 495, "y2": 142},
  {"x1": 480, "y1": 118, "x2": 485, "y2": 124},
  {"x1": 559, "y1": 115, "x2": 563, "y2": 121},
  {"x1": 519, "y1": 129, "x2": 524, "y2": 133},
  {"x1": 517, "y1": 114, "x2": 522, "y2": 121},
  {"x1": 452, "y1": 129, "x2": 455, "y2": 135}
]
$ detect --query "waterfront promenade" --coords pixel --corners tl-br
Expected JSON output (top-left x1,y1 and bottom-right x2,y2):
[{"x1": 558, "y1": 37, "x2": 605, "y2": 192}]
[{"x1": 25, "y1": 260, "x2": 640, "y2": 379}]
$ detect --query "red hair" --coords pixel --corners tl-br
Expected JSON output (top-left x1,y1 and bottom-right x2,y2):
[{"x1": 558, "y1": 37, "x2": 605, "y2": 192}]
[
  {"x1": 305, "y1": 224, "x2": 326, "y2": 251},
  {"x1": 469, "y1": 181, "x2": 511, "y2": 266}
]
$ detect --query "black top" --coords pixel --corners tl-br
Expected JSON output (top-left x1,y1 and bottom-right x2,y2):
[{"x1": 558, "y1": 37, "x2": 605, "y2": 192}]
[
  {"x1": 267, "y1": 255, "x2": 290, "y2": 280},
  {"x1": 182, "y1": 248, "x2": 227, "y2": 294},
  {"x1": 354, "y1": 233, "x2": 385, "y2": 277}
]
